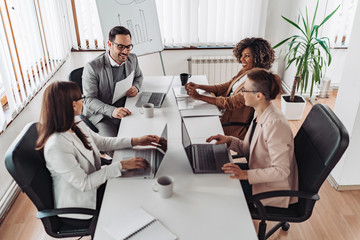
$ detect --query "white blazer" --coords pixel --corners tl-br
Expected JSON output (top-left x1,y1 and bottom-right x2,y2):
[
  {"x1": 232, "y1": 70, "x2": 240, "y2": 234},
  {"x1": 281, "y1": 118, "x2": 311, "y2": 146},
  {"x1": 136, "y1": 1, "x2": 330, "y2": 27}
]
[
  {"x1": 44, "y1": 121, "x2": 132, "y2": 219},
  {"x1": 229, "y1": 103, "x2": 298, "y2": 208}
]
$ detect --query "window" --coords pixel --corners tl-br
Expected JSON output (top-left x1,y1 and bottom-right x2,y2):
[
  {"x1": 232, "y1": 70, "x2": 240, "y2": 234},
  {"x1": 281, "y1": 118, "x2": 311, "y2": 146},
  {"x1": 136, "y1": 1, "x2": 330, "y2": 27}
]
[
  {"x1": 0, "y1": 0, "x2": 72, "y2": 133},
  {"x1": 156, "y1": 0, "x2": 268, "y2": 48},
  {"x1": 326, "y1": 0, "x2": 358, "y2": 47},
  {"x1": 71, "y1": 0, "x2": 269, "y2": 49}
]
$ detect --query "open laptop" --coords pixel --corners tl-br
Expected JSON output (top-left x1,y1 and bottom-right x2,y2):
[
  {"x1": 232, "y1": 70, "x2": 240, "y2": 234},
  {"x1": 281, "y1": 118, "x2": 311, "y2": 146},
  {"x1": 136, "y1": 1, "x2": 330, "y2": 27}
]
[
  {"x1": 135, "y1": 76, "x2": 174, "y2": 108},
  {"x1": 181, "y1": 120, "x2": 231, "y2": 173},
  {"x1": 119, "y1": 124, "x2": 167, "y2": 179}
]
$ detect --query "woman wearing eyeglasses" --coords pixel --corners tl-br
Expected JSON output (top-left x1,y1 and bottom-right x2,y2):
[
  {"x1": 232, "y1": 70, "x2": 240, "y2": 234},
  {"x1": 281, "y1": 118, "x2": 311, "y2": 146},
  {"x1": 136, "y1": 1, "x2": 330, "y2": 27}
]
[
  {"x1": 186, "y1": 38, "x2": 275, "y2": 139},
  {"x1": 206, "y1": 68, "x2": 298, "y2": 208},
  {"x1": 36, "y1": 81, "x2": 163, "y2": 221}
]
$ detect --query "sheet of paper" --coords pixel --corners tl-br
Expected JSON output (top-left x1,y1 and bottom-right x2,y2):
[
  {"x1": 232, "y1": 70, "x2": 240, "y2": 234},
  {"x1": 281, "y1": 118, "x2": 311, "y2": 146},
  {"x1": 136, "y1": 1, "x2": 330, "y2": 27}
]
[
  {"x1": 172, "y1": 87, "x2": 206, "y2": 99},
  {"x1": 103, "y1": 207, "x2": 177, "y2": 240},
  {"x1": 112, "y1": 71, "x2": 134, "y2": 104}
]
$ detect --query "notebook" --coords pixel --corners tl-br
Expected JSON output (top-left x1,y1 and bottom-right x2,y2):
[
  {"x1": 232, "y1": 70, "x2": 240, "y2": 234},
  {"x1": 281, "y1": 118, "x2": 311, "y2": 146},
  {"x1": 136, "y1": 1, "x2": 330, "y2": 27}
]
[
  {"x1": 103, "y1": 207, "x2": 177, "y2": 240},
  {"x1": 135, "y1": 76, "x2": 175, "y2": 108},
  {"x1": 119, "y1": 124, "x2": 167, "y2": 179},
  {"x1": 181, "y1": 120, "x2": 231, "y2": 173}
]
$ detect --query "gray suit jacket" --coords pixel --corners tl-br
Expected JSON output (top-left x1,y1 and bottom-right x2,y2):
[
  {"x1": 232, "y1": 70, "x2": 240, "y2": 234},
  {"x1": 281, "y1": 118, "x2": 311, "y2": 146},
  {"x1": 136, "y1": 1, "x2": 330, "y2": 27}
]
[
  {"x1": 82, "y1": 52, "x2": 143, "y2": 124},
  {"x1": 44, "y1": 121, "x2": 132, "y2": 219}
]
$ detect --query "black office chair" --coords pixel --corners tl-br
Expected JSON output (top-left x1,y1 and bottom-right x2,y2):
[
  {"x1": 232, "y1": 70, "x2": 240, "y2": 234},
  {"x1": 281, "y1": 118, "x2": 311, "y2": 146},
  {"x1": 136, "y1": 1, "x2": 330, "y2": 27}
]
[
  {"x1": 5, "y1": 122, "x2": 98, "y2": 238},
  {"x1": 69, "y1": 67, "x2": 99, "y2": 133},
  {"x1": 246, "y1": 104, "x2": 349, "y2": 240}
]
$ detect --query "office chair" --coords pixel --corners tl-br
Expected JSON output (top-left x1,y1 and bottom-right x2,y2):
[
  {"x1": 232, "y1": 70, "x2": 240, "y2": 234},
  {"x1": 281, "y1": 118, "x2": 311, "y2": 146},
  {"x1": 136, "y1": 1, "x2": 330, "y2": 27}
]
[
  {"x1": 5, "y1": 122, "x2": 98, "y2": 238},
  {"x1": 246, "y1": 104, "x2": 349, "y2": 240},
  {"x1": 69, "y1": 67, "x2": 99, "y2": 133}
]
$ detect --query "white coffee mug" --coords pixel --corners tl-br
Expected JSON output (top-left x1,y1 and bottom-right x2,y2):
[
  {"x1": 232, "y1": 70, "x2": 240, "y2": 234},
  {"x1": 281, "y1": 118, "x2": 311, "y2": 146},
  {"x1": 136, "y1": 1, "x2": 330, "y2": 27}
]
[
  {"x1": 140, "y1": 103, "x2": 154, "y2": 118},
  {"x1": 152, "y1": 175, "x2": 174, "y2": 198}
]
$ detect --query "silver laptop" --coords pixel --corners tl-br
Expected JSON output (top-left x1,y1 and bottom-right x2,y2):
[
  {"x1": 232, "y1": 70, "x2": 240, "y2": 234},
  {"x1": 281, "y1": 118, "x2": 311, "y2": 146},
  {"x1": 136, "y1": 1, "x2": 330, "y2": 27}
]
[
  {"x1": 135, "y1": 77, "x2": 174, "y2": 108},
  {"x1": 181, "y1": 120, "x2": 231, "y2": 173},
  {"x1": 119, "y1": 124, "x2": 167, "y2": 179}
]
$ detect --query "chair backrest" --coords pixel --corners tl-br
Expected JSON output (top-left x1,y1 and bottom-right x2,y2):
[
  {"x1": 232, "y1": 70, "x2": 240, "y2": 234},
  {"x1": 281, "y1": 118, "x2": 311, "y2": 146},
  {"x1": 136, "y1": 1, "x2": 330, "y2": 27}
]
[
  {"x1": 294, "y1": 104, "x2": 349, "y2": 194},
  {"x1": 5, "y1": 122, "x2": 60, "y2": 233},
  {"x1": 69, "y1": 67, "x2": 84, "y2": 93}
]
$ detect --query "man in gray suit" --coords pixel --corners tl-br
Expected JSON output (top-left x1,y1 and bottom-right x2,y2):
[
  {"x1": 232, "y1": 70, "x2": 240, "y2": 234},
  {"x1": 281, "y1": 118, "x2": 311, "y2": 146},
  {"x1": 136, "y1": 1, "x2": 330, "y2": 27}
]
[{"x1": 82, "y1": 26, "x2": 143, "y2": 137}]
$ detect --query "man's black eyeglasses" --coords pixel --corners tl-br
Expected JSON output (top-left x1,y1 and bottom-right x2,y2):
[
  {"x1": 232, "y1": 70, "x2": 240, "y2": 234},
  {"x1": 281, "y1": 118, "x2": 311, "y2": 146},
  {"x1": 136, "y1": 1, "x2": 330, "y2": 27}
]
[
  {"x1": 240, "y1": 87, "x2": 261, "y2": 93},
  {"x1": 112, "y1": 41, "x2": 133, "y2": 51}
]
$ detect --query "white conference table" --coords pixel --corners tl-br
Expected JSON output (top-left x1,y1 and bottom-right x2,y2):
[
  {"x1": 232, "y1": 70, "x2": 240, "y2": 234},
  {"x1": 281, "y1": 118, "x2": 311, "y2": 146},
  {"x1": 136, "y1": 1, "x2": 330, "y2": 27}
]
[{"x1": 94, "y1": 76, "x2": 257, "y2": 240}]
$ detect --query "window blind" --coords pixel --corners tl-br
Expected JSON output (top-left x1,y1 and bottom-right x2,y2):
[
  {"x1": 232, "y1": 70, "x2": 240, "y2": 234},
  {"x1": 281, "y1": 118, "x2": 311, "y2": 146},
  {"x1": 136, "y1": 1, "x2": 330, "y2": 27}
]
[{"x1": 0, "y1": 0, "x2": 72, "y2": 133}]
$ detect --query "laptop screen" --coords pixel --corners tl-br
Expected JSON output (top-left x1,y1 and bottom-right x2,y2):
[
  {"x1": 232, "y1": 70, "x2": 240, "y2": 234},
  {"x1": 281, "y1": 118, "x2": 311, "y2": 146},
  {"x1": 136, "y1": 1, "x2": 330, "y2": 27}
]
[{"x1": 181, "y1": 120, "x2": 193, "y2": 162}]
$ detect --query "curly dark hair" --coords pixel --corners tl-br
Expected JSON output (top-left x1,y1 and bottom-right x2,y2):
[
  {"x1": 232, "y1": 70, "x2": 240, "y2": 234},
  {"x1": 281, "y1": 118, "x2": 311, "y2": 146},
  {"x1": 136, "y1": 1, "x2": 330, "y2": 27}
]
[{"x1": 233, "y1": 38, "x2": 275, "y2": 70}]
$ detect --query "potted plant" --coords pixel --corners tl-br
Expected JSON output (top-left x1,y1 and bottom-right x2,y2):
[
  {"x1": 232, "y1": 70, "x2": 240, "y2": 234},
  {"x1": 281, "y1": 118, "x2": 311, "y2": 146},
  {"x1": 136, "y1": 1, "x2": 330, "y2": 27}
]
[{"x1": 273, "y1": 0, "x2": 340, "y2": 120}]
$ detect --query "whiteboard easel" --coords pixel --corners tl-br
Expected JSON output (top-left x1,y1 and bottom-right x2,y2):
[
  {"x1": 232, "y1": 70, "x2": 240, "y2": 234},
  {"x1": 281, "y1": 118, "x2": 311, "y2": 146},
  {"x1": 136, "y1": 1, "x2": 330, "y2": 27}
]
[{"x1": 96, "y1": 0, "x2": 165, "y2": 75}]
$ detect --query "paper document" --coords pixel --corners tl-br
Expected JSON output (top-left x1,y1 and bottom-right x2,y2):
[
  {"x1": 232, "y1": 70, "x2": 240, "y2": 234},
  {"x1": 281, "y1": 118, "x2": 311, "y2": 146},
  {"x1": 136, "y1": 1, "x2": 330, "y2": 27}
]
[
  {"x1": 175, "y1": 92, "x2": 222, "y2": 117},
  {"x1": 172, "y1": 87, "x2": 206, "y2": 98},
  {"x1": 103, "y1": 207, "x2": 177, "y2": 240},
  {"x1": 112, "y1": 71, "x2": 134, "y2": 104}
]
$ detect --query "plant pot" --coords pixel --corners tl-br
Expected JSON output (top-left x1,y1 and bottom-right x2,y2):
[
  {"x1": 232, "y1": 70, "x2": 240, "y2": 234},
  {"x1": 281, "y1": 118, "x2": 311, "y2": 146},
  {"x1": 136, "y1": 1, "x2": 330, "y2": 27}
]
[{"x1": 281, "y1": 94, "x2": 306, "y2": 120}]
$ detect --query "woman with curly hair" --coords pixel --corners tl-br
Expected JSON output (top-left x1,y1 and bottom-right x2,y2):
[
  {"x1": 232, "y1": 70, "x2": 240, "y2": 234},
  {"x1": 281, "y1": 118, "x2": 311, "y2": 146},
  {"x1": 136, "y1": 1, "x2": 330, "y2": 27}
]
[{"x1": 186, "y1": 38, "x2": 275, "y2": 139}]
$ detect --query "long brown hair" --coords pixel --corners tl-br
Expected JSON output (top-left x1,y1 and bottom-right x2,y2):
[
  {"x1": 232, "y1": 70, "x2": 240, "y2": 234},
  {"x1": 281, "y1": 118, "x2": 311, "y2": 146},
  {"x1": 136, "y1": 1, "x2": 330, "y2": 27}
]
[{"x1": 36, "y1": 81, "x2": 92, "y2": 150}]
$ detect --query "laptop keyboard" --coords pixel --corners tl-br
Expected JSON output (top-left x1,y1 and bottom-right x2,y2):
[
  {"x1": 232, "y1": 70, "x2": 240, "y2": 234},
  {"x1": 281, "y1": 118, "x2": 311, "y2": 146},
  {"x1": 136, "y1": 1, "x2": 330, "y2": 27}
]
[
  {"x1": 148, "y1": 93, "x2": 164, "y2": 105},
  {"x1": 135, "y1": 150, "x2": 152, "y2": 161},
  {"x1": 196, "y1": 145, "x2": 217, "y2": 170}
]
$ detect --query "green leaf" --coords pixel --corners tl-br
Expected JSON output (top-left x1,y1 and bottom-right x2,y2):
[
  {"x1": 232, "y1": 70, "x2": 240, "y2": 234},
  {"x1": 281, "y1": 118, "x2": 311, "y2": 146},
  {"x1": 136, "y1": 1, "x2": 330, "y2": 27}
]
[
  {"x1": 273, "y1": 36, "x2": 294, "y2": 49},
  {"x1": 311, "y1": 0, "x2": 319, "y2": 31},
  {"x1": 281, "y1": 16, "x2": 307, "y2": 37},
  {"x1": 318, "y1": 4, "x2": 340, "y2": 28}
]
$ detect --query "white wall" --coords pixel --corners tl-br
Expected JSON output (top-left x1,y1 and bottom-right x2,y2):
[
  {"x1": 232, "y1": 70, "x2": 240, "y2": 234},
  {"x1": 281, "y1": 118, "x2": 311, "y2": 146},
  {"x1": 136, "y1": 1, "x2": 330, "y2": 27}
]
[
  {"x1": 331, "y1": 0, "x2": 360, "y2": 186},
  {"x1": 138, "y1": 49, "x2": 233, "y2": 76}
]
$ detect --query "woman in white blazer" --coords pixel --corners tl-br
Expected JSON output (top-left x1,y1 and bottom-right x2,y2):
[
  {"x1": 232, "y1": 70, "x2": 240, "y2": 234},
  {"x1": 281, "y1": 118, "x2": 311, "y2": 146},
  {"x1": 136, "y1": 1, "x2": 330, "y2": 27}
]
[
  {"x1": 207, "y1": 68, "x2": 298, "y2": 208},
  {"x1": 36, "y1": 81, "x2": 163, "y2": 221}
]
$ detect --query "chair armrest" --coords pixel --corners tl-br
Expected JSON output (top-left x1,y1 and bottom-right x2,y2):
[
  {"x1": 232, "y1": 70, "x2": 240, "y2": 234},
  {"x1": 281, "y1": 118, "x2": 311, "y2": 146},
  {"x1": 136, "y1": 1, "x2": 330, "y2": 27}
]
[
  {"x1": 101, "y1": 157, "x2": 112, "y2": 165},
  {"x1": 36, "y1": 207, "x2": 98, "y2": 219},
  {"x1": 79, "y1": 115, "x2": 99, "y2": 133},
  {"x1": 246, "y1": 190, "x2": 320, "y2": 220},
  {"x1": 222, "y1": 122, "x2": 250, "y2": 127}
]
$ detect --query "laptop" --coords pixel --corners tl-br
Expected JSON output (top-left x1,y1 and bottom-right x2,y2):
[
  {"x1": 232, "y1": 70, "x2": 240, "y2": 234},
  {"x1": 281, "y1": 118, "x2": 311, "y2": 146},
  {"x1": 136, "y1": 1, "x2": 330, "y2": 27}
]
[
  {"x1": 135, "y1": 76, "x2": 174, "y2": 108},
  {"x1": 119, "y1": 124, "x2": 167, "y2": 179},
  {"x1": 181, "y1": 120, "x2": 231, "y2": 173}
]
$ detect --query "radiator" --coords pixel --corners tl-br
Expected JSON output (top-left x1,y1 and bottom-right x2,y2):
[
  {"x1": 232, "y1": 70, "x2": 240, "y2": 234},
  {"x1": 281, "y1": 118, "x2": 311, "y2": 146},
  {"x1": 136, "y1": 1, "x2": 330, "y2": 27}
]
[{"x1": 187, "y1": 56, "x2": 241, "y2": 85}]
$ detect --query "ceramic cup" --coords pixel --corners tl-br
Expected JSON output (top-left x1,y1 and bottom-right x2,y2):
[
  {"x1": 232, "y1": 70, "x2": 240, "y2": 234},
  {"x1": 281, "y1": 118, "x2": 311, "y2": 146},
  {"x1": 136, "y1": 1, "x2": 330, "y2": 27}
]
[
  {"x1": 152, "y1": 175, "x2": 174, "y2": 198},
  {"x1": 180, "y1": 73, "x2": 192, "y2": 86},
  {"x1": 140, "y1": 103, "x2": 154, "y2": 118}
]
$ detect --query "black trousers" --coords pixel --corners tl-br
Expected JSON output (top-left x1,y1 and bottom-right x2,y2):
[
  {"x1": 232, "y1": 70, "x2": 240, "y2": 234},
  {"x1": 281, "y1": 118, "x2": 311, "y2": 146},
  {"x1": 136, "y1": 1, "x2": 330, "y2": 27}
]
[{"x1": 235, "y1": 162, "x2": 252, "y2": 197}]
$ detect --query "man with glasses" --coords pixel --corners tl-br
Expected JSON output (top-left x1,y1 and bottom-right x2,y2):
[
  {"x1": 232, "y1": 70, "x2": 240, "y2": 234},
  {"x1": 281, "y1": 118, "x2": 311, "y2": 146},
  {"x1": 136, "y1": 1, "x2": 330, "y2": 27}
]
[{"x1": 82, "y1": 26, "x2": 143, "y2": 137}]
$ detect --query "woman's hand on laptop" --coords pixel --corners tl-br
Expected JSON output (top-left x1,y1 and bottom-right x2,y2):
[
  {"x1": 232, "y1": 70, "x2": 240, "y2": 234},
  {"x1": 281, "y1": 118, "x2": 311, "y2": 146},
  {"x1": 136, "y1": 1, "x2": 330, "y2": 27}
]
[
  {"x1": 131, "y1": 135, "x2": 161, "y2": 147},
  {"x1": 206, "y1": 134, "x2": 232, "y2": 147},
  {"x1": 121, "y1": 157, "x2": 149, "y2": 170}
]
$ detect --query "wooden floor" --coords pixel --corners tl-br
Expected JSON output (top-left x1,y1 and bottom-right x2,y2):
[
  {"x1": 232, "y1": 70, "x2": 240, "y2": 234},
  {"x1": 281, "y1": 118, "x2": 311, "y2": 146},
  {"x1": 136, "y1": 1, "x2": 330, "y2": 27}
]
[{"x1": 1, "y1": 90, "x2": 360, "y2": 240}]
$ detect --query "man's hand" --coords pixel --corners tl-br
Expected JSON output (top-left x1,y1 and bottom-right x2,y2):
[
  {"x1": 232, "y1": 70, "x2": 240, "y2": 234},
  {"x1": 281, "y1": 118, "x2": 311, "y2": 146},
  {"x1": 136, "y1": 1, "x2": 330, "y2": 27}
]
[
  {"x1": 112, "y1": 107, "x2": 131, "y2": 119},
  {"x1": 121, "y1": 157, "x2": 149, "y2": 170},
  {"x1": 126, "y1": 86, "x2": 139, "y2": 97}
]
